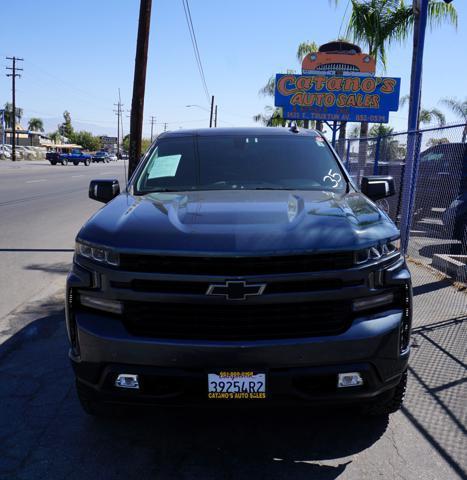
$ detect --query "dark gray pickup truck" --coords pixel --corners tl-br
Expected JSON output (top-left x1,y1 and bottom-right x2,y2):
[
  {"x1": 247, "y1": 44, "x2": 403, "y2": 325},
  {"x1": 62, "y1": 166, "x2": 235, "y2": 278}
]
[{"x1": 66, "y1": 127, "x2": 412, "y2": 416}]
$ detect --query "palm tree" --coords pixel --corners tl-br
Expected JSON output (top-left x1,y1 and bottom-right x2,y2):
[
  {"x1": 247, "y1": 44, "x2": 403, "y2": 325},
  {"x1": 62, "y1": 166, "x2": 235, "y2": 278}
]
[
  {"x1": 369, "y1": 124, "x2": 400, "y2": 161},
  {"x1": 28, "y1": 117, "x2": 44, "y2": 132},
  {"x1": 255, "y1": 42, "x2": 321, "y2": 130},
  {"x1": 345, "y1": 0, "x2": 456, "y2": 140},
  {"x1": 440, "y1": 97, "x2": 467, "y2": 142},
  {"x1": 399, "y1": 95, "x2": 445, "y2": 127},
  {"x1": 253, "y1": 107, "x2": 286, "y2": 127},
  {"x1": 3, "y1": 102, "x2": 23, "y2": 129},
  {"x1": 296, "y1": 41, "x2": 319, "y2": 63}
]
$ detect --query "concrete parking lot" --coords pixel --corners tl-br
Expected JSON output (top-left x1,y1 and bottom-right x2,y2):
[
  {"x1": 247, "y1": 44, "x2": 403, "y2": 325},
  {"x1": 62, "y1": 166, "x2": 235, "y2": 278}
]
[{"x1": 0, "y1": 162, "x2": 465, "y2": 480}]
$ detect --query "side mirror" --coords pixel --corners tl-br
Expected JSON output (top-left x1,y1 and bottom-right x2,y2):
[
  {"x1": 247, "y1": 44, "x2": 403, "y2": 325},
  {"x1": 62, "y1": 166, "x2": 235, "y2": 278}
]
[
  {"x1": 361, "y1": 176, "x2": 395, "y2": 201},
  {"x1": 89, "y1": 179, "x2": 120, "y2": 203}
]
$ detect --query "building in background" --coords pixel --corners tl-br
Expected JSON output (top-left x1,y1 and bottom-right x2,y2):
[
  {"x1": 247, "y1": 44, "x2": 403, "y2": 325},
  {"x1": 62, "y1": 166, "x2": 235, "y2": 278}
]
[{"x1": 0, "y1": 123, "x2": 51, "y2": 147}]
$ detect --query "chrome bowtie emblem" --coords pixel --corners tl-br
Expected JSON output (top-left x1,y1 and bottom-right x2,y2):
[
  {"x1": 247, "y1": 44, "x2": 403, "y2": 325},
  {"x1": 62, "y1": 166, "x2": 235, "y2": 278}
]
[{"x1": 206, "y1": 281, "x2": 266, "y2": 300}]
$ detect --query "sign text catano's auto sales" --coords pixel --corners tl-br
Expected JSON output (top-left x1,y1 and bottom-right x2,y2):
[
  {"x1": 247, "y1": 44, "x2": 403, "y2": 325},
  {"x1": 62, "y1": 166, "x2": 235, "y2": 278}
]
[{"x1": 275, "y1": 73, "x2": 401, "y2": 123}]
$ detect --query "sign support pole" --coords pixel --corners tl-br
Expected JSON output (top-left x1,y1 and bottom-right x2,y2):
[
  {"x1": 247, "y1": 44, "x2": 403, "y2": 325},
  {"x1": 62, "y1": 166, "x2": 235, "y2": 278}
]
[{"x1": 400, "y1": 0, "x2": 428, "y2": 253}]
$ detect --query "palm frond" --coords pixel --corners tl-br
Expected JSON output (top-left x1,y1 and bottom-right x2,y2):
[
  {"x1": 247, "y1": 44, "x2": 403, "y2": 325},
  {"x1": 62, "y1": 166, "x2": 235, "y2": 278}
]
[
  {"x1": 296, "y1": 41, "x2": 319, "y2": 63},
  {"x1": 399, "y1": 94, "x2": 410, "y2": 109},
  {"x1": 440, "y1": 97, "x2": 467, "y2": 121},
  {"x1": 427, "y1": 1, "x2": 457, "y2": 30}
]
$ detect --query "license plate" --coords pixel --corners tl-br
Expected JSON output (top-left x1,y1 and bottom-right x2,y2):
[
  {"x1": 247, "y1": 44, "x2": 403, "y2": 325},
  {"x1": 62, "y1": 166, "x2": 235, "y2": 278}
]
[{"x1": 208, "y1": 371, "x2": 266, "y2": 400}]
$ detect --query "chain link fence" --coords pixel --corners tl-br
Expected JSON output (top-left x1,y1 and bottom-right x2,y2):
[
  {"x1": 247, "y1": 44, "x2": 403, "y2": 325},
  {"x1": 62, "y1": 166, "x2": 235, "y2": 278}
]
[{"x1": 342, "y1": 124, "x2": 466, "y2": 327}]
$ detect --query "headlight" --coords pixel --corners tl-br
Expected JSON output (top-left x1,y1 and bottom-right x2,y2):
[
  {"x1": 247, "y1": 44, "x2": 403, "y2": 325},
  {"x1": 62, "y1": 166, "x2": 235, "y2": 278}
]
[
  {"x1": 75, "y1": 241, "x2": 119, "y2": 267},
  {"x1": 355, "y1": 239, "x2": 400, "y2": 265}
]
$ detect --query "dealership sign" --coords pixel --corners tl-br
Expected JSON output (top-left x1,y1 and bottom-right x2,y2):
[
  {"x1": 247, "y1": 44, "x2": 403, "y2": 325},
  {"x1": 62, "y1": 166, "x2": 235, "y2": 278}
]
[{"x1": 274, "y1": 73, "x2": 401, "y2": 123}]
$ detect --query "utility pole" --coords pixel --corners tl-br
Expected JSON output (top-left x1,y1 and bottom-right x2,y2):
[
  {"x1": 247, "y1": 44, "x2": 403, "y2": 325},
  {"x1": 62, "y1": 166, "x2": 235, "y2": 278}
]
[
  {"x1": 163, "y1": 122, "x2": 167, "y2": 132},
  {"x1": 400, "y1": 0, "x2": 429, "y2": 253},
  {"x1": 214, "y1": 105, "x2": 218, "y2": 128},
  {"x1": 113, "y1": 88, "x2": 123, "y2": 157},
  {"x1": 6, "y1": 56, "x2": 23, "y2": 162},
  {"x1": 150, "y1": 115, "x2": 156, "y2": 141},
  {"x1": 129, "y1": 0, "x2": 152, "y2": 177},
  {"x1": 209, "y1": 95, "x2": 214, "y2": 128}
]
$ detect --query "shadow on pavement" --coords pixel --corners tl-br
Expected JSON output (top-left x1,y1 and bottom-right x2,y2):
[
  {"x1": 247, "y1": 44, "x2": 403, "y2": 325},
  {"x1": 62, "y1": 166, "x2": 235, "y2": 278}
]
[
  {"x1": 404, "y1": 316, "x2": 467, "y2": 479},
  {"x1": 0, "y1": 309, "x2": 388, "y2": 480},
  {"x1": 25, "y1": 262, "x2": 71, "y2": 275},
  {"x1": 419, "y1": 243, "x2": 466, "y2": 259}
]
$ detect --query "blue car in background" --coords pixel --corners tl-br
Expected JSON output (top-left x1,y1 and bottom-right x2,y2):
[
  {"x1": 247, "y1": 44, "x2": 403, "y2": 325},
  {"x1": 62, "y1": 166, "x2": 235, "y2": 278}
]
[{"x1": 61, "y1": 148, "x2": 92, "y2": 166}]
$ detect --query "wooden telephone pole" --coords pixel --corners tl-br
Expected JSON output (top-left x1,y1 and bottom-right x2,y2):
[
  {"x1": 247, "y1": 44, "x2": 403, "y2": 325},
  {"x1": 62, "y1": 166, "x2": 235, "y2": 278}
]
[
  {"x1": 6, "y1": 56, "x2": 23, "y2": 162},
  {"x1": 129, "y1": 0, "x2": 152, "y2": 177}
]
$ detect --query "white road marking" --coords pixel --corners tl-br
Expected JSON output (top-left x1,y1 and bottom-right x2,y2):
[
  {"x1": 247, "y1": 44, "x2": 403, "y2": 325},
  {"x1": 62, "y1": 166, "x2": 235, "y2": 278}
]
[
  {"x1": 25, "y1": 179, "x2": 47, "y2": 183},
  {"x1": 71, "y1": 175, "x2": 84, "y2": 178}
]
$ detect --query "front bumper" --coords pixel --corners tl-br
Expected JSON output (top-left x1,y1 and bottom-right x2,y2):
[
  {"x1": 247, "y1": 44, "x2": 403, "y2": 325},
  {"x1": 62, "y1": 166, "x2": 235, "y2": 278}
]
[{"x1": 66, "y1": 256, "x2": 411, "y2": 406}]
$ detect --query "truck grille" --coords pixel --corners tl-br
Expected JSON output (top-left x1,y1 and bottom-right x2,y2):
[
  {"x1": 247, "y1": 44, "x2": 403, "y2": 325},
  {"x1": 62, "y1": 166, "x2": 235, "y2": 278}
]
[
  {"x1": 122, "y1": 300, "x2": 352, "y2": 340},
  {"x1": 118, "y1": 253, "x2": 355, "y2": 275}
]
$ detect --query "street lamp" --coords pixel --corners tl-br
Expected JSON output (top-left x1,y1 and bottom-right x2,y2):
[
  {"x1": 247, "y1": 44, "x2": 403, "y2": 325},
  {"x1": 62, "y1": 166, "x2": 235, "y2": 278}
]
[
  {"x1": 186, "y1": 95, "x2": 215, "y2": 127},
  {"x1": 185, "y1": 104, "x2": 210, "y2": 112}
]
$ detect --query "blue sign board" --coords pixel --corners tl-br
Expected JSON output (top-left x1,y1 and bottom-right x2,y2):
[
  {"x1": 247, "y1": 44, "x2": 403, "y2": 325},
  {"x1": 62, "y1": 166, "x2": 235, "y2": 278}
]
[{"x1": 275, "y1": 73, "x2": 401, "y2": 123}]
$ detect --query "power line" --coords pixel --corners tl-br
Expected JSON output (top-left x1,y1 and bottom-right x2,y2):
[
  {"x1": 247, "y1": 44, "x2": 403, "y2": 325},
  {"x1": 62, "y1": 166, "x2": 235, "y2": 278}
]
[
  {"x1": 338, "y1": 0, "x2": 351, "y2": 39},
  {"x1": 181, "y1": 0, "x2": 210, "y2": 104}
]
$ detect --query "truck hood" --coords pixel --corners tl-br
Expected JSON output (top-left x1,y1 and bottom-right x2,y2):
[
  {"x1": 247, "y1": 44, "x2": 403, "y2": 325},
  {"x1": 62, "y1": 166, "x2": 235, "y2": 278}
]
[{"x1": 78, "y1": 190, "x2": 399, "y2": 255}]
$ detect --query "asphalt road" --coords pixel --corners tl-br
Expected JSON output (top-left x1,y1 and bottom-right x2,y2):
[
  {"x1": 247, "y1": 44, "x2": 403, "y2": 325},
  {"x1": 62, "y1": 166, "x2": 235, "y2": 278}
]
[
  {"x1": 0, "y1": 160, "x2": 126, "y2": 325},
  {"x1": 0, "y1": 161, "x2": 464, "y2": 479}
]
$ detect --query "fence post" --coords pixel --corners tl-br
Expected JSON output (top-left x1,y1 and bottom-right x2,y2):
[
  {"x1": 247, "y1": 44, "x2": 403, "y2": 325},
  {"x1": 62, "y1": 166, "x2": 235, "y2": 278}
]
[
  {"x1": 400, "y1": 131, "x2": 423, "y2": 254},
  {"x1": 345, "y1": 139, "x2": 351, "y2": 170},
  {"x1": 373, "y1": 136, "x2": 381, "y2": 176}
]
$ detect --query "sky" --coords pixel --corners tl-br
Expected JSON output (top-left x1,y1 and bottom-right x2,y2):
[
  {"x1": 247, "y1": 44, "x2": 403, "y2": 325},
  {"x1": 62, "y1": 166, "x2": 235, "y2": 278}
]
[{"x1": 0, "y1": 0, "x2": 466, "y2": 140}]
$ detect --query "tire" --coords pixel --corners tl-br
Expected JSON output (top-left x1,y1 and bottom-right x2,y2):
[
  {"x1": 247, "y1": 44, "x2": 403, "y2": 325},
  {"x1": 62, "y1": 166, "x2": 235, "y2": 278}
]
[
  {"x1": 84, "y1": 159, "x2": 90, "y2": 166},
  {"x1": 363, "y1": 370, "x2": 407, "y2": 416},
  {"x1": 50, "y1": 161, "x2": 57, "y2": 166},
  {"x1": 62, "y1": 159, "x2": 68, "y2": 166},
  {"x1": 76, "y1": 381, "x2": 124, "y2": 417},
  {"x1": 73, "y1": 161, "x2": 79, "y2": 166}
]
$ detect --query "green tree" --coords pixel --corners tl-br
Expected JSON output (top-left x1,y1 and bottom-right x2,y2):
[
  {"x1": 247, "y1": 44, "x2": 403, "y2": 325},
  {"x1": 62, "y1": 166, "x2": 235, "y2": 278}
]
[
  {"x1": 48, "y1": 131, "x2": 61, "y2": 143},
  {"x1": 369, "y1": 124, "x2": 401, "y2": 161},
  {"x1": 28, "y1": 117, "x2": 44, "y2": 132},
  {"x1": 440, "y1": 97, "x2": 467, "y2": 142},
  {"x1": 58, "y1": 110, "x2": 74, "y2": 139},
  {"x1": 122, "y1": 134, "x2": 130, "y2": 153},
  {"x1": 399, "y1": 95, "x2": 445, "y2": 127},
  {"x1": 123, "y1": 134, "x2": 151, "y2": 154},
  {"x1": 141, "y1": 138, "x2": 152, "y2": 153},
  {"x1": 3, "y1": 102, "x2": 23, "y2": 129},
  {"x1": 345, "y1": 0, "x2": 456, "y2": 141},
  {"x1": 72, "y1": 131, "x2": 101, "y2": 151}
]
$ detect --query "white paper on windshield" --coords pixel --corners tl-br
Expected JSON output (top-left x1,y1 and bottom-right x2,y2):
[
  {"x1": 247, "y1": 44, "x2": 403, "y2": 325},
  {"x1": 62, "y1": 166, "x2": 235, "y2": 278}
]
[{"x1": 148, "y1": 154, "x2": 181, "y2": 179}]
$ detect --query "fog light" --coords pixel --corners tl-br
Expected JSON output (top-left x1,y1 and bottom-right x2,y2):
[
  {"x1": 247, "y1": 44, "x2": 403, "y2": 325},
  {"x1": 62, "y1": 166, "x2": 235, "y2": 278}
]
[
  {"x1": 353, "y1": 292, "x2": 394, "y2": 312},
  {"x1": 115, "y1": 374, "x2": 140, "y2": 389},
  {"x1": 80, "y1": 294, "x2": 123, "y2": 315},
  {"x1": 337, "y1": 372, "x2": 364, "y2": 388}
]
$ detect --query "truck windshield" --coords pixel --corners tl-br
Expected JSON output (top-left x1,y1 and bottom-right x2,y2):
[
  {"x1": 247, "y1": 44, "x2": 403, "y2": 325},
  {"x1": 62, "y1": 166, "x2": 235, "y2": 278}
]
[{"x1": 135, "y1": 135, "x2": 347, "y2": 193}]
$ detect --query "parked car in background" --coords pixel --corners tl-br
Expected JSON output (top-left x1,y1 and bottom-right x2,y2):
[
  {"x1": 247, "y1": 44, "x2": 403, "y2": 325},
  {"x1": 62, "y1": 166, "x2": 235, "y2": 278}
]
[
  {"x1": 109, "y1": 153, "x2": 118, "y2": 162},
  {"x1": 92, "y1": 151, "x2": 111, "y2": 163},
  {"x1": 0, "y1": 146, "x2": 12, "y2": 160},
  {"x1": 414, "y1": 143, "x2": 466, "y2": 240}
]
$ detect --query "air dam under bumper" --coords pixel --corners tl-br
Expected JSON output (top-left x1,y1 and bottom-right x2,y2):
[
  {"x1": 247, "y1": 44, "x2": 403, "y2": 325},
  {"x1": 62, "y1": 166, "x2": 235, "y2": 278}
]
[{"x1": 71, "y1": 309, "x2": 409, "y2": 406}]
